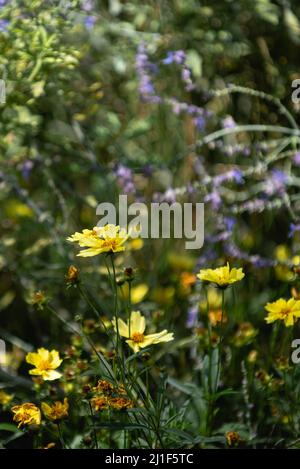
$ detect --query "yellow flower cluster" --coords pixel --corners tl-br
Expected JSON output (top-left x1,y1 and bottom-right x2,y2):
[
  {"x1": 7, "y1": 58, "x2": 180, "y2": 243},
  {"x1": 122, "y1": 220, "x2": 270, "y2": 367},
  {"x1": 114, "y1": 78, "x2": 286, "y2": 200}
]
[{"x1": 91, "y1": 380, "x2": 134, "y2": 411}]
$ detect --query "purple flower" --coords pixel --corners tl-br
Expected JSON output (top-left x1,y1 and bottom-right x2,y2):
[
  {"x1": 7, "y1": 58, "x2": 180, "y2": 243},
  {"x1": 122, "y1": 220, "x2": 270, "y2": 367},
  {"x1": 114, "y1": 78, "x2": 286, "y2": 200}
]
[
  {"x1": 135, "y1": 44, "x2": 157, "y2": 99},
  {"x1": 186, "y1": 305, "x2": 198, "y2": 328},
  {"x1": 193, "y1": 116, "x2": 206, "y2": 131},
  {"x1": 289, "y1": 223, "x2": 300, "y2": 238},
  {"x1": 162, "y1": 50, "x2": 186, "y2": 65},
  {"x1": 204, "y1": 190, "x2": 221, "y2": 210},
  {"x1": 213, "y1": 168, "x2": 244, "y2": 186},
  {"x1": 0, "y1": 19, "x2": 9, "y2": 31},
  {"x1": 264, "y1": 169, "x2": 288, "y2": 196},
  {"x1": 114, "y1": 164, "x2": 136, "y2": 195},
  {"x1": 224, "y1": 217, "x2": 235, "y2": 232},
  {"x1": 222, "y1": 115, "x2": 236, "y2": 129},
  {"x1": 293, "y1": 152, "x2": 300, "y2": 166},
  {"x1": 21, "y1": 160, "x2": 34, "y2": 182},
  {"x1": 84, "y1": 15, "x2": 96, "y2": 30}
]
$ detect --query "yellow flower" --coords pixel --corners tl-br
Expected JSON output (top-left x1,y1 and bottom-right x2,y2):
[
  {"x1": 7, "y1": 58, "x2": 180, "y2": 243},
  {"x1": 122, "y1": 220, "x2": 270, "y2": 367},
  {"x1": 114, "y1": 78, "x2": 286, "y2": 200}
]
[
  {"x1": 113, "y1": 311, "x2": 174, "y2": 353},
  {"x1": 11, "y1": 403, "x2": 41, "y2": 428},
  {"x1": 41, "y1": 398, "x2": 69, "y2": 421},
  {"x1": 91, "y1": 396, "x2": 109, "y2": 411},
  {"x1": 197, "y1": 262, "x2": 245, "y2": 288},
  {"x1": 0, "y1": 390, "x2": 13, "y2": 405},
  {"x1": 67, "y1": 224, "x2": 130, "y2": 257},
  {"x1": 265, "y1": 298, "x2": 300, "y2": 327},
  {"x1": 121, "y1": 283, "x2": 148, "y2": 304},
  {"x1": 208, "y1": 310, "x2": 227, "y2": 327},
  {"x1": 109, "y1": 397, "x2": 134, "y2": 410},
  {"x1": 26, "y1": 348, "x2": 63, "y2": 381},
  {"x1": 232, "y1": 322, "x2": 257, "y2": 347},
  {"x1": 66, "y1": 265, "x2": 79, "y2": 284},
  {"x1": 225, "y1": 431, "x2": 241, "y2": 447}
]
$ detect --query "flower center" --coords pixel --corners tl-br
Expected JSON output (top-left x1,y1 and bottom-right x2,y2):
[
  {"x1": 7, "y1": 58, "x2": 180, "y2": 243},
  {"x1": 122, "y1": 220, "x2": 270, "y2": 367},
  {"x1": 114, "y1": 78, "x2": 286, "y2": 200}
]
[
  {"x1": 280, "y1": 308, "x2": 291, "y2": 318},
  {"x1": 39, "y1": 360, "x2": 52, "y2": 371},
  {"x1": 131, "y1": 332, "x2": 145, "y2": 343}
]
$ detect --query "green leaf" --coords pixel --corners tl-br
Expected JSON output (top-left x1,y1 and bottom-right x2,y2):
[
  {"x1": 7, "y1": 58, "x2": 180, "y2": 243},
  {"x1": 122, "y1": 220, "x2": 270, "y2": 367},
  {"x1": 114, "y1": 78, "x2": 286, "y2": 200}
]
[{"x1": 0, "y1": 423, "x2": 20, "y2": 433}]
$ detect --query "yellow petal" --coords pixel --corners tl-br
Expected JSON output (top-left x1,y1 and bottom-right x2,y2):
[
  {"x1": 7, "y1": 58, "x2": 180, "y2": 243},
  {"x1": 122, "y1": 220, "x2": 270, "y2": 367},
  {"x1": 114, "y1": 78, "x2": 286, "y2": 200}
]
[{"x1": 130, "y1": 311, "x2": 146, "y2": 334}]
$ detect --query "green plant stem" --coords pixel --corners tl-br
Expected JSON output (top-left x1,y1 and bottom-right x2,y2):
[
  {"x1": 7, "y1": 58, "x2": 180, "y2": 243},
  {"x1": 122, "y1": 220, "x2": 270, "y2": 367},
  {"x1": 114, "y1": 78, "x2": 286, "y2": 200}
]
[
  {"x1": 88, "y1": 401, "x2": 99, "y2": 449},
  {"x1": 216, "y1": 289, "x2": 226, "y2": 391}
]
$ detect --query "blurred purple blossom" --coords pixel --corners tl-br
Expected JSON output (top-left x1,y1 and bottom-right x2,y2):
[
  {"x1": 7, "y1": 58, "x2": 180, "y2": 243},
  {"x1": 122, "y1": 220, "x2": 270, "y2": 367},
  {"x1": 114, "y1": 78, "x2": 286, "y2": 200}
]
[
  {"x1": 82, "y1": 0, "x2": 93, "y2": 11},
  {"x1": 114, "y1": 164, "x2": 135, "y2": 194},
  {"x1": 84, "y1": 15, "x2": 96, "y2": 30},
  {"x1": 136, "y1": 44, "x2": 158, "y2": 100},
  {"x1": 289, "y1": 223, "x2": 300, "y2": 238},
  {"x1": 21, "y1": 160, "x2": 34, "y2": 182},
  {"x1": 162, "y1": 50, "x2": 186, "y2": 65},
  {"x1": 213, "y1": 168, "x2": 244, "y2": 186},
  {"x1": 186, "y1": 305, "x2": 198, "y2": 328},
  {"x1": 204, "y1": 190, "x2": 221, "y2": 210},
  {"x1": 264, "y1": 169, "x2": 288, "y2": 196},
  {"x1": 222, "y1": 115, "x2": 236, "y2": 129},
  {"x1": 0, "y1": 19, "x2": 8, "y2": 31},
  {"x1": 293, "y1": 152, "x2": 300, "y2": 166},
  {"x1": 193, "y1": 116, "x2": 206, "y2": 131}
]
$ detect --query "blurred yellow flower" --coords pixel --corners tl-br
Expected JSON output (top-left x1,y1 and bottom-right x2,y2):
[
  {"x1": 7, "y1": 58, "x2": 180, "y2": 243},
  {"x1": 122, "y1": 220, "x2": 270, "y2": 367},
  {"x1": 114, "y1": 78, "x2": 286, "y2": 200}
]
[
  {"x1": 5, "y1": 200, "x2": 33, "y2": 219},
  {"x1": 121, "y1": 283, "x2": 149, "y2": 304},
  {"x1": 67, "y1": 224, "x2": 130, "y2": 257},
  {"x1": 11, "y1": 403, "x2": 41, "y2": 428},
  {"x1": 225, "y1": 431, "x2": 241, "y2": 447},
  {"x1": 109, "y1": 397, "x2": 134, "y2": 410},
  {"x1": 197, "y1": 263, "x2": 245, "y2": 288},
  {"x1": 232, "y1": 322, "x2": 257, "y2": 347},
  {"x1": 0, "y1": 390, "x2": 13, "y2": 405},
  {"x1": 26, "y1": 348, "x2": 63, "y2": 381},
  {"x1": 91, "y1": 396, "x2": 109, "y2": 411},
  {"x1": 113, "y1": 311, "x2": 174, "y2": 353},
  {"x1": 200, "y1": 287, "x2": 222, "y2": 311},
  {"x1": 129, "y1": 238, "x2": 144, "y2": 251},
  {"x1": 265, "y1": 298, "x2": 300, "y2": 327},
  {"x1": 151, "y1": 286, "x2": 175, "y2": 305},
  {"x1": 66, "y1": 265, "x2": 79, "y2": 284},
  {"x1": 41, "y1": 398, "x2": 69, "y2": 421},
  {"x1": 209, "y1": 310, "x2": 227, "y2": 327}
]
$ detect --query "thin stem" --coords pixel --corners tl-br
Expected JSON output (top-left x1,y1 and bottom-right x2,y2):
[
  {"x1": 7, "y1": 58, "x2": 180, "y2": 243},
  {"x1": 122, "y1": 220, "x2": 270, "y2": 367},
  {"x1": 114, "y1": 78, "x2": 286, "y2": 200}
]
[
  {"x1": 88, "y1": 401, "x2": 99, "y2": 449},
  {"x1": 216, "y1": 289, "x2": 226, "y2": 391},
  {"x1": 56, "y1": 422, "x2": 66, "y2": 449}
]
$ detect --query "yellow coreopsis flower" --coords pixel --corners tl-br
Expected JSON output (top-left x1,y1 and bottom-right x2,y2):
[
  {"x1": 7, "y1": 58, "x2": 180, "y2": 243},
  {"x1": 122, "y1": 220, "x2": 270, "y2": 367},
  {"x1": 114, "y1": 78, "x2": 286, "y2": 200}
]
[
  {"x1": 41, "y1": 398, "x2": 69, "y2": 421},
  {"x1": 26, "y1": 348, "x2": 63, "y2": 381},
  {"x1": 67, "y1": 224, "x2": 130, "y2": 257},
  {"x1": 113, "y1": 310, "x2": 174, "y2": 353},
  {"x1": 265, "y1": 298, "x2": 300, "y2": 327},
  {"x1": 11, "y1": 403, "x2": 41, "y2": 428},
  {"x1": 197, "y1": 262, "x2": 245, "y2": 288}
]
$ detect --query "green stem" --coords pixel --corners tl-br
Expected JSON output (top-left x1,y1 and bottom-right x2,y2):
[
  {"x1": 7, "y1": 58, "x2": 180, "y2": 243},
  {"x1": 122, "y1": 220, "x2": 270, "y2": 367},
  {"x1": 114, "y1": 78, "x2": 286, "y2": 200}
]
[
  {"x1": 88, "y1": 401, "x2": 99, "y2": 449},
  {"x1": 216, "y1": 289, "x2": 226, "y2": 391}
]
